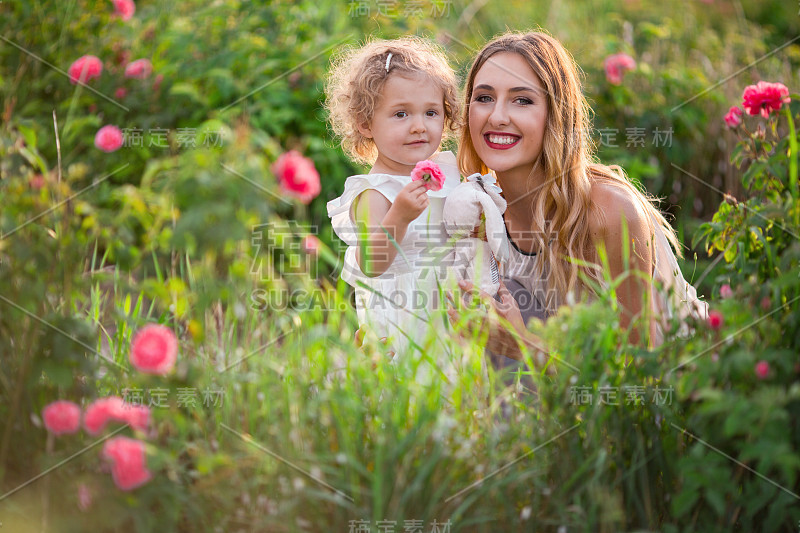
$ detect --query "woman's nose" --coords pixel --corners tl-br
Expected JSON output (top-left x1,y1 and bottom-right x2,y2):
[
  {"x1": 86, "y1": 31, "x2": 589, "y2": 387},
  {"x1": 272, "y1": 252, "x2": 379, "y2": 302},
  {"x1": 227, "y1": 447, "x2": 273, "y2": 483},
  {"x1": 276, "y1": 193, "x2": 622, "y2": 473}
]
[{"x1": 488, "y1": 101, "x2": 510, "y2": 127}]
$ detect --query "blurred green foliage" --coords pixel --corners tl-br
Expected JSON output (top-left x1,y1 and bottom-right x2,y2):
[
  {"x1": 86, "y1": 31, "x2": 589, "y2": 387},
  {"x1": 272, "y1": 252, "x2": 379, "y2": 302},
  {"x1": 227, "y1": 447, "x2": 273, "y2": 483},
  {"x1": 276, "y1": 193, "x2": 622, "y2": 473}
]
[{"x1": 1, "y1": 0, "x2": 799, "y2": 531}]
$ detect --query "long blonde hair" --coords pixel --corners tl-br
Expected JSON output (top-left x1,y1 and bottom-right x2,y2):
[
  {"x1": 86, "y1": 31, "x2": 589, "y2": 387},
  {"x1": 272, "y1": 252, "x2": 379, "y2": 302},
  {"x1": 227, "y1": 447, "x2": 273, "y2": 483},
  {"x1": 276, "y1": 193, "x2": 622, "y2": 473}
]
[{"x1": 458, "y1": 30, "x2": 679, "y2": 313}]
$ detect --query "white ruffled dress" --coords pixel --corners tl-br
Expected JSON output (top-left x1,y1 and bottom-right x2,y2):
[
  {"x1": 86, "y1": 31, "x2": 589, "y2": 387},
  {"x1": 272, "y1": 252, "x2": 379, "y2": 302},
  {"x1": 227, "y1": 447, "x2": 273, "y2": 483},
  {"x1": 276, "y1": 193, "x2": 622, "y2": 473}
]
[{"x1": 327, "y1": 151, "x2": 461, "y2": 358}]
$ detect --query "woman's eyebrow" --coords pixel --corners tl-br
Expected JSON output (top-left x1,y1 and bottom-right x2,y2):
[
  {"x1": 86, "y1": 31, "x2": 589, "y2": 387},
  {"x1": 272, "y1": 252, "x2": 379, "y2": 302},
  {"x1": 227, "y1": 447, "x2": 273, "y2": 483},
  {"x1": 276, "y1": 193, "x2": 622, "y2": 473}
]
[{"x1": 473, "y1": 84, "x2": 540, "y2": 94}]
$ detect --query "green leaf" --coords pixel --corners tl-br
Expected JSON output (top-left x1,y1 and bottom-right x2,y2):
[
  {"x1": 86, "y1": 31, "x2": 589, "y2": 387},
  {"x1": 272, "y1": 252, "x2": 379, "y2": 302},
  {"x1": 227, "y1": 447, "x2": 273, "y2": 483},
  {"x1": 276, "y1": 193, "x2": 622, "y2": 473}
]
[
  {"x1": 705, "y1": 488, "x2": 726, "y2": 516},
  {"x1": 170, "y1": 82, "x2": 204, "y2": 103},
  {"x1": 671, "y1": 488, "x2": 700, "y2": 518}
]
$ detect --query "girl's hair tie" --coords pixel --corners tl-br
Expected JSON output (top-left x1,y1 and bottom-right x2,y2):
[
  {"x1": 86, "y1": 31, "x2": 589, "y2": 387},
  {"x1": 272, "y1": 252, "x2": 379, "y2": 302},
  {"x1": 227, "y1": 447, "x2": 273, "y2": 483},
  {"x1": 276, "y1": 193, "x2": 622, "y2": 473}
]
[{"x1": 385, "y1": 53, "x2": 393, "y2": 72}]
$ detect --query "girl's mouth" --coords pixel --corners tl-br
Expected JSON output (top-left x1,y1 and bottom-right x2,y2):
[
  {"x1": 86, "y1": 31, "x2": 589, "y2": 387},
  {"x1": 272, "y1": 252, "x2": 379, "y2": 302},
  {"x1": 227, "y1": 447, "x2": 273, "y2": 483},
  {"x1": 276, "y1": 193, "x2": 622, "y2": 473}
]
[{"x1": 484, "y1": 133, "x2": 520, "y2": 150}]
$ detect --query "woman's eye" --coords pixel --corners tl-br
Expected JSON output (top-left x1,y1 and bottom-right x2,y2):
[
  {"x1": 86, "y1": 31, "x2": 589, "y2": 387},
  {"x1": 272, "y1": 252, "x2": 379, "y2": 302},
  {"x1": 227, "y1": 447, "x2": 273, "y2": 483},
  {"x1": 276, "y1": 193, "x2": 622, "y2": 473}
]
[
  {"x1": 515, "y1": 97, "x2": 533, "y2": 105},
  {"x1": 474, "y1": 94, "x2": 492, "y2": 103}
]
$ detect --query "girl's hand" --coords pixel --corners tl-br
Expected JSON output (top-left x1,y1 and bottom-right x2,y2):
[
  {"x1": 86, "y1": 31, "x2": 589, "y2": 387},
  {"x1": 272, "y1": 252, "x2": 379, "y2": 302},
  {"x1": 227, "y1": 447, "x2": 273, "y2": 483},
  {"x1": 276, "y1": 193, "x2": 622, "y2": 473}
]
[{"x1": 387, "y1": 180, "x2": 430, "y2": 225}]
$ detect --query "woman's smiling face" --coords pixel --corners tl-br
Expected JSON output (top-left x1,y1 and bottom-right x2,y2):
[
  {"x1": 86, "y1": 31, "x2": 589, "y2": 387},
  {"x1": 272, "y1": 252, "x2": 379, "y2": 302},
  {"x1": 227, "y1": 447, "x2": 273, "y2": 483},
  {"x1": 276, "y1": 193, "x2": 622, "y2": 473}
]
[{"x1": 468, "y1": 52, "x2": 549, "y2": 181}]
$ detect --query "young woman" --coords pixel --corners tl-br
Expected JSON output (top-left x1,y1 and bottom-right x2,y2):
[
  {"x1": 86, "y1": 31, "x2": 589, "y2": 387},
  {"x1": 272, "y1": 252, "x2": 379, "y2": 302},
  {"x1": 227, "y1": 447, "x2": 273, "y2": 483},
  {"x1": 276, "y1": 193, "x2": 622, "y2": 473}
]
[{"x1": 451, "y1": 31, "x2": 707, "y2": 362}]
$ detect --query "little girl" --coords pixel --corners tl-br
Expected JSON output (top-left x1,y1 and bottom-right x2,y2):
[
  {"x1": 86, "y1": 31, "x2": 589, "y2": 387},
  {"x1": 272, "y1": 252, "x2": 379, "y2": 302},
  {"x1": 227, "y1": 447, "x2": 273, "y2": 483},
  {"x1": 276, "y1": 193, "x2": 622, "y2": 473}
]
[{"x1": 325, "y1": 37, "x2": 462, "y2": 360}]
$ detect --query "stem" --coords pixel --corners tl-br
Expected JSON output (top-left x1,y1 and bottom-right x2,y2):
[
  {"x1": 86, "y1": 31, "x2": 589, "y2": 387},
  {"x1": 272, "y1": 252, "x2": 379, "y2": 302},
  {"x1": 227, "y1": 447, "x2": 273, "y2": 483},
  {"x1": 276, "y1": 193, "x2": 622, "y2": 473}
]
[
  {"x1": 784, "y1": 106, "x2": 799, "y2": 225},
  {"x1": 42, "y1": 432, "x2": 53, "y2": 533}
]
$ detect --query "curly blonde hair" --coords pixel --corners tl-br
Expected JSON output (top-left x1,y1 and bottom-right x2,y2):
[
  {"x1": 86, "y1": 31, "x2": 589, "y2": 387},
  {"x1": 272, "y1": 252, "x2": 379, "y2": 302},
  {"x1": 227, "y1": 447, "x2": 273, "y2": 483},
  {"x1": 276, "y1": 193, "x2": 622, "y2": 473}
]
[
  {"x1": 458, "y1": 30, "x2": 680, "y2": 313},
  {"x1": 325, "y1": 36, "x2": 461, "y2": 165}
]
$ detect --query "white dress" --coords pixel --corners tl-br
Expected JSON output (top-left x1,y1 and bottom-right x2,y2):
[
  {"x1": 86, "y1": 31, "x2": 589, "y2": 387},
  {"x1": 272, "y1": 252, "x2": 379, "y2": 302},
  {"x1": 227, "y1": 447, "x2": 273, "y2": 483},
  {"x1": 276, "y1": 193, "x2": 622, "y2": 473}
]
[
  {"x1": 326, "y1": 151, "x2": 461, "y2": 358},
  {"x1": 649, "y1": 220, "x2": 709, "y2": 344}
]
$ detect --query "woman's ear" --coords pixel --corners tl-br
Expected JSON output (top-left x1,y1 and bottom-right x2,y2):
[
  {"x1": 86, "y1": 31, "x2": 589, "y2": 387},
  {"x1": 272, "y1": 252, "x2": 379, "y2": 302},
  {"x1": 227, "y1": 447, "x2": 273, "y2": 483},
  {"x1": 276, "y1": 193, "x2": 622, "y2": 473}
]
[{"x1": 357, "y1": 120, "x2": 373, "y2": 139}]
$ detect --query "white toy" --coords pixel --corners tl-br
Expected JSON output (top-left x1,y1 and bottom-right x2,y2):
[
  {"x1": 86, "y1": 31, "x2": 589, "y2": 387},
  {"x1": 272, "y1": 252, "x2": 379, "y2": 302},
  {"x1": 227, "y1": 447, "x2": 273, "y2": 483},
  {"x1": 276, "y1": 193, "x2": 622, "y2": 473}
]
[{"x1": 442, "y1": 173, "x2": 510, "y2": 297}]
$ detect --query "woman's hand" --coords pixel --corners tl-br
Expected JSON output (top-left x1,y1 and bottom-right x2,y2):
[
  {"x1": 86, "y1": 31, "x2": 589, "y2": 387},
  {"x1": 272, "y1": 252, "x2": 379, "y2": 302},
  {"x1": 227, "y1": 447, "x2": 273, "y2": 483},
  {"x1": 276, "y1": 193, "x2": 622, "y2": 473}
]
[{"x1": 447, "y1": 279, "x2": 545, "y2": 362}]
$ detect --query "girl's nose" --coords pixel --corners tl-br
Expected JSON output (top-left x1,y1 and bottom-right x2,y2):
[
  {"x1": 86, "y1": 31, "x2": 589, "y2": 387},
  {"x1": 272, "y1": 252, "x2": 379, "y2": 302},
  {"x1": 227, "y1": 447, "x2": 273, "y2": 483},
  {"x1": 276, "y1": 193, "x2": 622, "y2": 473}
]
[{"x1": 409, "y1": 115, "x2": 426, "y2": 134}]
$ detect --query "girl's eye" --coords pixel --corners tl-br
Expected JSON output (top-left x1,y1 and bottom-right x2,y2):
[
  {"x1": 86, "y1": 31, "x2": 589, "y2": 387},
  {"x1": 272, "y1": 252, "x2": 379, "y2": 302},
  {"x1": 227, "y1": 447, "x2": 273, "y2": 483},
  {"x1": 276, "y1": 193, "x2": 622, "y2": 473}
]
[
  {"x1": 394, "y1": 111, "x2": 407, "y2": 118},
  {"x1": 425, "y1": 110, "x2": 439, "y2": 117}
]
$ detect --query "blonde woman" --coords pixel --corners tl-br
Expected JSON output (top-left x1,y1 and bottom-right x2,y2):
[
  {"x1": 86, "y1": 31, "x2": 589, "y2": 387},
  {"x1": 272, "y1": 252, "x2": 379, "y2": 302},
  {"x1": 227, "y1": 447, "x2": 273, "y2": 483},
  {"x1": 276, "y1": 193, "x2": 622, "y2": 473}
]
[{"x1": 450, "y1": 31, "x2": 707, "y2": 362}]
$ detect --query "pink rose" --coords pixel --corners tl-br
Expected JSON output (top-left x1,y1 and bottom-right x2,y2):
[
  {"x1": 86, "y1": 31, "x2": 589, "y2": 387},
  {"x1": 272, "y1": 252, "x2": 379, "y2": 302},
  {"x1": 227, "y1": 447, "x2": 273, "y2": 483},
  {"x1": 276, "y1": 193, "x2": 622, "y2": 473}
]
[
  {"x1": 84, "y1": 396, "x2": 150, "y2": 435},
  {"x1": 719, "y1": 284, "x2": 733, "y2": 299},
  {"x1": 410, "y1": 160, "x2": 445, "y2": 191},
  {"x1": 42, "y1": 400, "x2": 81, "y2": 435},
  {"x1": 84, "y1": 397, "x2": 123, "y2": 435},
  {"x1": 94, "y1": 125, "x2": 124, "y2": 152},
  {"x1": 30, "y1": 174, "x2": 45, "y2": 189},
  {"x1": 112, "y1": 0, "x2": 136, "y2": 21},
  {"x1": 271, "y1": 150, "x2": 321, "y2": 204},
  {"x1": 604, "y1": 53, "x2": 636, "y2": 86},
  {"x1": 755, "y1": 360, "x2": 770, "y2": 379},
  {"x1": 68, "y1": 55, "x2": 103, "y2": 85},
  {"x1": 130, "y1": 324, "x2": 178, "y2": 375},
  {"x1": 102, "y1": 437, "x2": 152, "y2": 491},
  {"x1": 124, "y1": 58, "x2": 152, "y2": 80},
  {"x1": 724, "y1": 106, "x2": 742, "y2": 128},
  {"x1": 742, "y1": 81, "x2": 791, "y2": 118},
  {"x1": 707, "y1": 309, "x2": 723, "y2": 330},
  {"x1": 115, "y1": 87, "x2": 128, "y2": 99},
  {"x1": 301, "y1": 235, "x2": 321, "y2": 255}
]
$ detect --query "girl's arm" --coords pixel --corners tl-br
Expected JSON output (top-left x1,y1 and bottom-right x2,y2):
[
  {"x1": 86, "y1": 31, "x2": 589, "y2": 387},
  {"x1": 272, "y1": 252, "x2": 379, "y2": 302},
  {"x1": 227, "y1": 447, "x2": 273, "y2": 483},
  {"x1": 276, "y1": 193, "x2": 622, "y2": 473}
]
[{"x1": 352, "y1": 180, "x2": 430, "y2": 277}]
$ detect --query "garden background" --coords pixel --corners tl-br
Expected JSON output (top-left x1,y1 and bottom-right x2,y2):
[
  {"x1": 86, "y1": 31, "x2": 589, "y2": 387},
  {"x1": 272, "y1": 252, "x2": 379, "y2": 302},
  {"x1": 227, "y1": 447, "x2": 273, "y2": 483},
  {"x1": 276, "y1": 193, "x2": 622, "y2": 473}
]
[{"x1": 1, "y1": 0, "x2": 800, "y2": 531}]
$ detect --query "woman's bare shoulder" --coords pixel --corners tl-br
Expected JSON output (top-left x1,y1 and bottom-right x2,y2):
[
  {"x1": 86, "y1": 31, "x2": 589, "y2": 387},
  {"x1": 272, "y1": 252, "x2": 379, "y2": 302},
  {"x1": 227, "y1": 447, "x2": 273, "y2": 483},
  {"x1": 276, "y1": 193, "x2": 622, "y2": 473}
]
[{"x1": 587, "y1": 180, "x2": 648, "y2": 237}]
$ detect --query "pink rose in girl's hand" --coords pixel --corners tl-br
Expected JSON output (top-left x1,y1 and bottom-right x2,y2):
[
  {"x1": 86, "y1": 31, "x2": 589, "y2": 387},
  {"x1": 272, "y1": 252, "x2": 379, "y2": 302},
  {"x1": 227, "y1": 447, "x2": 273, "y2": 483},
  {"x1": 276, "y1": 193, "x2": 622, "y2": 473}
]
[
  {"x1": 130, "y1": 324, "x2": 178, "y2": 374},
  {"x1": 271, "y1": 150, "x2": 322, "y2": 204},
  {"x1": 102, "y1": 437, "x2": 152, "y2": 491},
  {"x1": 68, "y1": 55, "x2": 103, "y2": 85},
  {"x1": 94, "y1": 125, "x2": 124, "y2": 152},
  {"x1": 124, "y1": 58, "x2": 152, "y2": 79},
  {"x1": 42, "y1": 401, "x2": 81, "y2": 435},
  {"x1": 410, "y1": 160, "x2": 445, "y2": 191}
]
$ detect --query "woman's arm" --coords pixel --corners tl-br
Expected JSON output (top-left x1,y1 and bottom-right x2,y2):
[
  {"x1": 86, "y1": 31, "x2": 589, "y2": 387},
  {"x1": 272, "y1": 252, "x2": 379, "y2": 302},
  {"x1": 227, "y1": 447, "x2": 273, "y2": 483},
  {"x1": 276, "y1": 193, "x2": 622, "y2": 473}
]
[
  {"x1": 588, "y1": 183, "x2": 655, "y2": 347},
  {"x1": 352, "y1": 180, "x2": 430, "y2": 277},
  {"x1": 448, "y1": 280, "x2": 553, "y2": 372}
]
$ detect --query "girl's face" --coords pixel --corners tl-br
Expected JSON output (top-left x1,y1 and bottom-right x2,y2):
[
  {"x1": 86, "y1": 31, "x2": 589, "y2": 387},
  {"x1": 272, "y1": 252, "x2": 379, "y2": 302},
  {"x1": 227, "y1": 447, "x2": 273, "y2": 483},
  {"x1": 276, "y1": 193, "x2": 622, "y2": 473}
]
[
  {"x1": 359, "y1": 72, "x2": 445, "y2": 175},
  {"x1": 468, "y1": 52, "x2": 549, "y2": 182}
]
